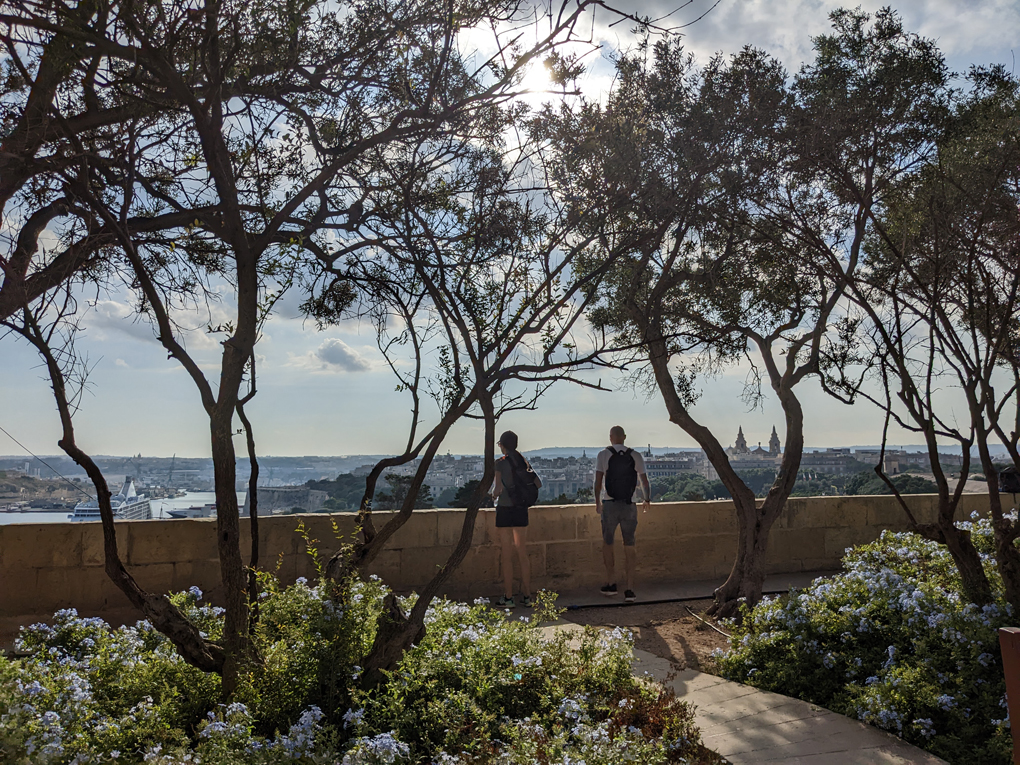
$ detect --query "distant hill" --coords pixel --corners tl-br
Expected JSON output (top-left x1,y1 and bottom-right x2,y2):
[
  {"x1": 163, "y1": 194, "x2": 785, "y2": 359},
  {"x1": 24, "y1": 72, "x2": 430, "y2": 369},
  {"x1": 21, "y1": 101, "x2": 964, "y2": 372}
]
[
  {"x1": 1, "y1": 443, "x2": 1010, "y2": 468},
  {"x1": 521, "y1": 446, "x2": 700, "y2": 458},
  {"x1": 832, "y1": 444, "x2": 1011, "y2": 455}
]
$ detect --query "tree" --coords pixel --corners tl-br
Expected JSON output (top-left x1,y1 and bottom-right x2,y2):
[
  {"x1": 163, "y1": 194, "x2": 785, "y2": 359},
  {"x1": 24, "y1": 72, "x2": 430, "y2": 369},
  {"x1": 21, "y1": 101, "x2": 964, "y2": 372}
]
[
  {"x1": 830, "y1": 66, "x2": 1020, "y2": 609},
  {"x1": 542, "y1": 10, "x2": 949, "y2": 617},
  {"x1": 2, "y1": 284, "x2": 229, "y2": 671},
  {"x1": 375, "y1": 474, "x2": 434, "y2": 511},
  {"x1": 4, "y1": 0, "x2": 628, "y2": 693},
  {"x1": 0, "y1": 1, "x2": 205, "y2": 323},
  {"x1": 305, "y1": 78, "x2": 660, "y2": 682},
  {"x1": 842, "y1": 471, "x2": 939, "y2": 497},
  {"x1": 451, "y1": 480, "x2": 486, "y2": 508},
  {"x1": 654, "y1": 474, "x2": 725, "y2": 502},
  {"x1": 309, "y1": 473, "x2": 371, "y2": 511}
]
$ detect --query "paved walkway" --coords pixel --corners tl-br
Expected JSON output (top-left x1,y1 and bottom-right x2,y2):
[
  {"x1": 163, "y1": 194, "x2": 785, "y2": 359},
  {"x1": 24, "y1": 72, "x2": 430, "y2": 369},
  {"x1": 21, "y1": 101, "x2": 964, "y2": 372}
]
[
  {"x1": 633, "y1": 647, "x2": 947, "y2": 764},
  {"x1": 555, "y1": 571, "x2": 838, "y2": 610},
  {"x1": 541, "y1": 621, "x2": 947, "y2": 765}
]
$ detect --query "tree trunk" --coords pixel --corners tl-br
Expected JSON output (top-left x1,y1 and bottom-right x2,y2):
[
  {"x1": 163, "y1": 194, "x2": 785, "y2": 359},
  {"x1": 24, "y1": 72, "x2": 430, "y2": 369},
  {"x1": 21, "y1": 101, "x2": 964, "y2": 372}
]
[
  {"x1": 645, "y1": 331, "x2": 803, "y2": 619},
  {"x1": 210, "y1": 405, "x2": 249, "y2": 694},
  {"x1": 325, "y1": 394, "x2": 477, "y2": 584},
  {"x1": 924, "y1": 449, "x2": 993, "y2": 605},
  {"x1": 16, "y1": 311, "x2": 225, "y2": 673},
  {"x1": 237, "y1": 399, "x2": 261, "y2": 617},
  {"x1": 711, "y1": 522, "x2": 772, "y2": 617},
  {"x1": 984, "y1": 464, "x2": 1020, "y2": 617},
  {"x1": 69, "y1": 441, "x2": 226, "y2": 672},
  {"x1": 938, "y1": 522, "x2": 993, "y2": 605},
  {"x1": 968, "y1": 393, "x2": 1020, "y2": 615},
  {"x1": 359, "y1": 394, "x2": 497, "y2": 688},
  {"x1": 709, "y1": 394, "x2": 803, "y2": 619}
]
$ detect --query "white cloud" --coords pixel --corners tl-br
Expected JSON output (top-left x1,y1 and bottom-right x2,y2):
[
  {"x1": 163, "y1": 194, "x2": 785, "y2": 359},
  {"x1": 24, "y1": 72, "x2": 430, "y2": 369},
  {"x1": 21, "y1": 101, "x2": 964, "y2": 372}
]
[
  {"x1": 82, "y1": 290, "x2": 246, "y2": 352},
  {"x1": 286, "y1": 338, "x2": 373, "y2": 373},
  {"x1": 316, "y1": 338, "x2": 371, "y2": 371},
  {"x1": 87, "y1": 300, "x2": 157, "y2": 343},
  {"x1": 611, "y1": 0, "x2": 1020, "y2": 74}
]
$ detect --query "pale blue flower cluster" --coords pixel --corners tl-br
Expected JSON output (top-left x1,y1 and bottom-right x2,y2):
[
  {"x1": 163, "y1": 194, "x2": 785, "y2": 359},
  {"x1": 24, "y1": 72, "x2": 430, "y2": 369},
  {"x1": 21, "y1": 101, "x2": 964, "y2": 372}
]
[
  {"x1": 341, "y1": 731, "x2": 411, "y2": 764},
  {"x1": 343, "y1": 707, "x2": 365, "y2": 729},
  {"x1": 717, "y1": 520, "x2": 1012, "y2": 759},
  {"x1": 199, "y1": 702, "x2": 252, "y2": 739},
  {"x1": 275, "y1": 705, "x2": 324, "y2": 757}
]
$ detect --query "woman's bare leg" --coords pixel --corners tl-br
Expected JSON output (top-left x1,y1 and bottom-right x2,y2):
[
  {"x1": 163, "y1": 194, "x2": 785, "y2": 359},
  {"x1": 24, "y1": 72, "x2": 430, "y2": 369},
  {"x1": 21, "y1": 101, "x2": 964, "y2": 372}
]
[
  {"x1": 513, "y1": 526, "x2": 531, "y2": 597},
  {"x1": 500, "y1": 526, "x2": 515, "y2": 598}
]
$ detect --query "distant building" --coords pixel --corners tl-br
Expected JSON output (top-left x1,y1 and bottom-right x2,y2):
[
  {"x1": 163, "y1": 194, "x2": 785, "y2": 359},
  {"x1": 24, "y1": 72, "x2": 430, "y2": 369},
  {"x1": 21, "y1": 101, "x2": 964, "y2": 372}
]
[
  {"x1": 733, "y1": 427, "x2": 750, "y2": 454},
  {"x1": 523, "y1": 455, "x2": 595, "y2": 500},
  {"x1": 725, "y1": 427, "x2": 782, "y2": 471},
  {"x1": 644, "y1": 456, "x2": 699, "y2": 481},
  {"x1": 800, "y1": 448, "x2": 856, "y2": 475}
]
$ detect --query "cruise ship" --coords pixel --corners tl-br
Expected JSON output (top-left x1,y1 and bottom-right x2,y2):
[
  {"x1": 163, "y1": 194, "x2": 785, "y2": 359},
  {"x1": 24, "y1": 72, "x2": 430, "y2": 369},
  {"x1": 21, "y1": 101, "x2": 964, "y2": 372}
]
[{"x1": 68, "y1": 478, "x2": 152, "y2": 522}]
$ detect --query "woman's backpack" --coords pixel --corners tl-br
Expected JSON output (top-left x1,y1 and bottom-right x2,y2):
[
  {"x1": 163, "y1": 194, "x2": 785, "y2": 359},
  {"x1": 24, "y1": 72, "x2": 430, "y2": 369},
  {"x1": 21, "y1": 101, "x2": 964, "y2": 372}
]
[{"x1": 505, "y1": 455, "x2": 540, "y2": 508}]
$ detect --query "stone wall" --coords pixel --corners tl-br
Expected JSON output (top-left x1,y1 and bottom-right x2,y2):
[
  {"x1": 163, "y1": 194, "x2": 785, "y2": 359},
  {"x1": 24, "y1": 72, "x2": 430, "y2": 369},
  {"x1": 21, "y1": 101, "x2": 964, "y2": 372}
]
[{"x1": 0, "y1": 493, "x2": 997, "y2": 623}]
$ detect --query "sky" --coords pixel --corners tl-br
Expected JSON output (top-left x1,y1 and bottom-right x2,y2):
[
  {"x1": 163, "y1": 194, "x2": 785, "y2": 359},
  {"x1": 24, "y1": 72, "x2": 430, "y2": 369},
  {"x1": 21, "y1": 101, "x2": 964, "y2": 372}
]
[{"x1": 2, "y1": 0, "x2": 1019, "y2": 459}]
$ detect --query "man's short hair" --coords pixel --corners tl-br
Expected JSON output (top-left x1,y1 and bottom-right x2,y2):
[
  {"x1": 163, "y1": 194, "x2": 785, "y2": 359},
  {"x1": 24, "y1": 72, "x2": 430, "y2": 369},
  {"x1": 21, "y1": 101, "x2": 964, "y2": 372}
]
[{"x1": 609, "y1": 425, "x2": 626, "y2": 441}]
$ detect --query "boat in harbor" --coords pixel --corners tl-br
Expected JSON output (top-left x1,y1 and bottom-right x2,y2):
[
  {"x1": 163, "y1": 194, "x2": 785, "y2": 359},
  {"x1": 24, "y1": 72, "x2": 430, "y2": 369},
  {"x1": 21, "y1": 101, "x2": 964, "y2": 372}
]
[
  {"x1": 166, "y1": 502, "x2": 216, "y2": 519},
  {"x1": 68, "y1": 478, "x2": 151, "y2": 522}
]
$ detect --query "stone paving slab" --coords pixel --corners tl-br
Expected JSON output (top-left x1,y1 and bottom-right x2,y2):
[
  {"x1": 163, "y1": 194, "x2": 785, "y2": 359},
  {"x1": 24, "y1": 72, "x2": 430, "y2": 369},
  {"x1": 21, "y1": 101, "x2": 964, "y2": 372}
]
[
  {"x1": 698, "y1": 701, "x2": 836, "y2": 731},
  {"x1": 697, "y1": 697, "x2": 831, "y2": 730}
]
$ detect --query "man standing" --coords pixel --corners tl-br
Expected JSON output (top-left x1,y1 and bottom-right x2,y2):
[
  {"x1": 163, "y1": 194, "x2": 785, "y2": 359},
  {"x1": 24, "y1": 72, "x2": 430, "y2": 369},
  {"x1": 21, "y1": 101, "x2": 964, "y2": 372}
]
[{"x1": 594, "y1": 425, "x2": 650, "y2": 602}]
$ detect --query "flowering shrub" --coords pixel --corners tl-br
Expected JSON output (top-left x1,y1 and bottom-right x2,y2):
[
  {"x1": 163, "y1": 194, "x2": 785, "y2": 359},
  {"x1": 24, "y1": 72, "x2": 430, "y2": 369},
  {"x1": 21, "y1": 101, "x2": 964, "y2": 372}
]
[
  {"x1": 0, "y1": 581, "x2": 705, "y2": 764},
  {"x1": 717, "y1": 516, "x2": 1012, "y2": 764},
  {"x1": 348, "y1": 594, "x2": 701, "y2": 762}
]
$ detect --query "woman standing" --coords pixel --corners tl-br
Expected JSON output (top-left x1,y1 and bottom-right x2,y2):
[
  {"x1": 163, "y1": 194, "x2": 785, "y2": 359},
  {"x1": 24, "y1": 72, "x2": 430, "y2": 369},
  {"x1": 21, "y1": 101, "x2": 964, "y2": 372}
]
[{"x1": 492, "y1": 430, "x2": 541, "y2": 607}]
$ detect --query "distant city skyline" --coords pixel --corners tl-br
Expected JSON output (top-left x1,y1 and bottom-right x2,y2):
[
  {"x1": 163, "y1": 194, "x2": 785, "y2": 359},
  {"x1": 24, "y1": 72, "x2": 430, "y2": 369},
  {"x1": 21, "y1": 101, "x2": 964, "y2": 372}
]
[{"x1": 2, "y1": 0, "x2": 1018, "y2": 459}]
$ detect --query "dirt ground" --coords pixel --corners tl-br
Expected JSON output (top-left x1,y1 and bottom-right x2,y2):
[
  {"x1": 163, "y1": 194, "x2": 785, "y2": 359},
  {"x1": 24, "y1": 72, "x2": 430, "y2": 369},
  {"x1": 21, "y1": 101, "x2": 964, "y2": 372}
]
[{"x1": 562, "y1": 598, "x2": 731, "y2": 673}]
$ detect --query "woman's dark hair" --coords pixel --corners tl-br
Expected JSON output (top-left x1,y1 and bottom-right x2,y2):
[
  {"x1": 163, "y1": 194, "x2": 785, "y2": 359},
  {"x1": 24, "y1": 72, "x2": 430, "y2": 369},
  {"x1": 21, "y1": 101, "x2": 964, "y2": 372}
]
[
  {"x1": 498, "y1": 430, "x2": 518, "y2": 450},
  {"x1": 499, "y1": 430, "x2": 527, "y2": 470}
]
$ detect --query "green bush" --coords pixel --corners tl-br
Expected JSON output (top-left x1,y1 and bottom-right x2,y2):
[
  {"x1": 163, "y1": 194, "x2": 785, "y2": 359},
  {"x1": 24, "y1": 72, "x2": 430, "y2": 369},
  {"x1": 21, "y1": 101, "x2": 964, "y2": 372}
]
[
  {"x1": 843, "y1": 471, "x2": 939, "y2": 496},
  {"x1": 717, "y1": 516, "x2": 1011, "y2": 764},
  {"x1": 1, "y1": 580, "x2": 703, "y2": 764}
]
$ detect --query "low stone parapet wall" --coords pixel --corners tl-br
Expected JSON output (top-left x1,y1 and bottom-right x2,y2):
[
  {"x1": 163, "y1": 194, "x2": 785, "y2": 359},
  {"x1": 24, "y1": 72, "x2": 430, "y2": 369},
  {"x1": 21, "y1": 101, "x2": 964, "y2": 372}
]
[{"x1": 0, "y1": 493, "x2": 997, "y2": 622}]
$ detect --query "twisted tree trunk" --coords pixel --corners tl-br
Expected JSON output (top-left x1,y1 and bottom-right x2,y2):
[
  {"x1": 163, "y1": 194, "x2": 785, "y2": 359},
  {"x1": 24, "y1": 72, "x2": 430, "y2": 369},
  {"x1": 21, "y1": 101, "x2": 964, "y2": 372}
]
[
  {"x1": 645, "y1": 331, "x2": 804, "y2": 618},
  {"x1": 359, "y1": 394, "x2": 497, "y2": 688},
  {"x1": 209, "y1": 403, "x2": 249, "y2": 694},
  {"x1": 14, "y1": 309, "x2": 224, "y2": 673}
]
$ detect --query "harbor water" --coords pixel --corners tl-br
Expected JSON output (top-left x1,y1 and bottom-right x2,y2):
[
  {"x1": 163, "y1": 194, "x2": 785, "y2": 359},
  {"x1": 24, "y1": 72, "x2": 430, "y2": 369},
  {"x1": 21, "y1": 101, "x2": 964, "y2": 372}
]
[{"x1": 0, "y1": 492, "x2": 246, "y2": 524}]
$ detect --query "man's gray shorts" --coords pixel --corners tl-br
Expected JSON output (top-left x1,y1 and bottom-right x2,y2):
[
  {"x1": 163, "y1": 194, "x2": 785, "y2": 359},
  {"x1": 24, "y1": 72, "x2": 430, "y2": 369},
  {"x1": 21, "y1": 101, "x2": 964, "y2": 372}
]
[{"x1": 601, "y1": 499, "x2": 638, "y2": 546}]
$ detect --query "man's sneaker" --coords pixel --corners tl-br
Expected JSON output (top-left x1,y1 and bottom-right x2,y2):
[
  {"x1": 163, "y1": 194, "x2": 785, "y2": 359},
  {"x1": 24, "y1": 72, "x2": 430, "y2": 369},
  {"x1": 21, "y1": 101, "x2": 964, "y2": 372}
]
[
  {"x1": 496, "y1": 595, "x2": 514, "y2": 608},
  {"x1": 519, "y1": 594, "x2": 532, "y2": 607},
  {"x1": 601, "y1": 583, "x2": 618, "y2": 596},
  {"x1": 624, "y1": 589, "x2": 636, "y2": 603}
]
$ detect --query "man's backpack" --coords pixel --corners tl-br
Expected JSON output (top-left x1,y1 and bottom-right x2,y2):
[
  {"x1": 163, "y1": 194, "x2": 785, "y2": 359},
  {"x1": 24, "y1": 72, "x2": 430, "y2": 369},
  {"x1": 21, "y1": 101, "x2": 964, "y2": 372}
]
[
  {"x1": 605, "y1": 447, "x2": 638, "y2": 502},
  {"x1": 505, "y1": 457, "x2": 540, "y2": 508}
]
